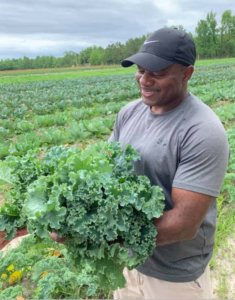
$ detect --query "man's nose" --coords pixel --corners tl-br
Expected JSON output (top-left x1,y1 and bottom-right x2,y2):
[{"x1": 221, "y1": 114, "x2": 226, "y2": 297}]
[{"x1": 139, "y1": 72, "x2": 154, "y2": 86}]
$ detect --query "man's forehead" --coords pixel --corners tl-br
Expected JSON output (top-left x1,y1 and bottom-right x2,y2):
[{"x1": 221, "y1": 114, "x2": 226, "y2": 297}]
[{"x1": 136, "y1": 64, "x2": 178, "y2": 73}]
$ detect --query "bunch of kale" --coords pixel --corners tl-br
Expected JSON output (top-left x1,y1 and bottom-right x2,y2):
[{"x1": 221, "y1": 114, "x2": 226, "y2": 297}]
[{"x1": 0, "y1": 142, "x2": 164, "y2": 293}]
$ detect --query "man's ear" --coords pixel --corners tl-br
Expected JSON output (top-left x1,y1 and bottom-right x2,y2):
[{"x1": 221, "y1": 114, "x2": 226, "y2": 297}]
[{"x1": 183, "y1": 65, "x2": 194, "y2": 82}]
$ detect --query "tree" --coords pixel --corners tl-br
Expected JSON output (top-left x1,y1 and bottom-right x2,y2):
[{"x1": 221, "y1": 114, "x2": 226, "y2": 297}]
[
  {"x1": 61, "y1": 51, "x2": 79, "y2": 67},
  {"x1": 89, "y1": 46, "x2": 105, "y2": 65},
  {"x1": 219, "y1": 10, "x2": 235, "y2": 56},
  {"x1": 123, "y1": 36, "x2": 146, "y2": 59},
  {"x1": 195, "y1": 12, "x2": 219, "y2": 58},
  {"x1": 77, "y1": 47, "x2": 93, "y2": 65},
  {"x1": 103, "y1": 42, "x2": 125, "y2": 64}
]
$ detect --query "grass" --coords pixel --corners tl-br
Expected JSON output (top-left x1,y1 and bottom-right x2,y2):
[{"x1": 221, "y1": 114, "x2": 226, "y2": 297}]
[
  {"x1": 210, "y1": 193, "x2": 235, "y2": 299},
  {"x1": 195, "y1": 57, "x2": 235, "y2": 66},
  {"x1": 210, "y1": 197, "x2": 235, "y2": 268},
  {"x1": 211, "y1": 222, "x2": 235, "y2": 299},
  {"x1": 216, "y1": 273, "x2": 229, "y2": 299},
  {"x1": 0, "y1": 65, "x2": 135, "y2": 84},
  {"x1": 0, "y1": 57, "x2": 234, "y2": 85}
]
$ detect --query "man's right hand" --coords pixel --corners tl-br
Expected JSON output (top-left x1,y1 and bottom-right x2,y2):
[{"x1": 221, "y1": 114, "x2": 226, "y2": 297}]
[{"x1": 50, "y1": 231, "x2": 65, "y2": 244}]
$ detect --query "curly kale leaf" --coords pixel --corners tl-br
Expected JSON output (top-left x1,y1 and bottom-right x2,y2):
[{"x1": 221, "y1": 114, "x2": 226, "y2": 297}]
[
  {"x1": 23, "y1": 142, "x2": 164, "y2": 269},
  {"x1": 0, "y1": 149, "x2": 44, "y2": 237},
  {"x1": 1, "y1": 142, "x2": 165, "y2": 295}
]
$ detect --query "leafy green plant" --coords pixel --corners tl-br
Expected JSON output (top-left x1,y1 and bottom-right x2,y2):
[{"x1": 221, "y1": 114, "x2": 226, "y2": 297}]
[
  {"x1": 15, "y1": 120, "x2": 35, "y2": 134},
  {"x1": 0, "y1": 234, "x2": 131, "y2": 299},
  {"x1": 40, "y1": 127, "x2": 71, "y2": 145},
  {"x1": 0, "y1": 142, "x2": 165, "y2": 297},
  {"x1": 0, "y1": 143, "x2": 9, "y2": 160},
  {"x1": 67, "y1": 122, "x2": 91, "y2": 141},
  {"x1": 9, "y1": 132, "x2": 41, "y2": 156},
  {"x1": 0, "y1": 149, "x2": 43, "y2": 238},
  {"x1": 24, "y1": 143, "x2": 164, "y2": 265},
  {"x1": 0, "y1": 127, "x2": 10, "y2": 139}
]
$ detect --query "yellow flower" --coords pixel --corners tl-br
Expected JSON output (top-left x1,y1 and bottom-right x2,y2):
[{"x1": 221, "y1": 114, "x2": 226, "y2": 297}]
[
  {"x1": 46, "y1": 248, "x2": 62, "y2": 257},
  {"x1": 40, "y1": 271, "x2": 49, "y2": 278},
  {"x1": 53, "y1": 250, "x2": 62, "y2": 257},
  {"x1": 6, "y1": 264, "x2": 14, "y2": 272},
  {"x1": 16, "y1": 296, "x2": 25, "y2": 300},
  {"x1": 0, "y1": 273, "x2": 8, "y2": 280},
  {"x1": 8, "y1": 270, "x2": 23, "y2": 285}
]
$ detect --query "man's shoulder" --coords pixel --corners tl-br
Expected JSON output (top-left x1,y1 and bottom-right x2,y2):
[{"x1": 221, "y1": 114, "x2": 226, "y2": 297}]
[
  {"x1": 182, "y1": 94, "x2": 228, "y2": 147},
  {"x1": 185, "y1": 94, "x2": 224, "y2": 128},
  {"x1": 121, "y1": 98, "x2": 143, "y2": 112},
  {"x1": 118, "y1": 98, "x2": 145, "y2": 120}
]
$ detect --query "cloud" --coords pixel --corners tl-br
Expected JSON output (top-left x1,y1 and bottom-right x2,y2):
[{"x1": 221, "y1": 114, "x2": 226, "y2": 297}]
[
  {"x1": 153, "y1": 0, "x2": 181, "y2": 15},
  {"x1": 0, "y1": 0, "x2": 234, "y2": 59},
  {"x1": 0, "y1": 34, "x2": 92, "y2": 59}
]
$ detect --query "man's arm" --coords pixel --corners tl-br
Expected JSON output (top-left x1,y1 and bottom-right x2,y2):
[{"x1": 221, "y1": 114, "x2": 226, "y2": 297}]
[{"x1": 154, "y1": 187, "x2": 214, "y2": 246}]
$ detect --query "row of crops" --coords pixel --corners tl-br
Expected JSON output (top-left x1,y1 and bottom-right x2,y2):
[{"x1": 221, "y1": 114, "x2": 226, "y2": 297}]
[
  {"x1": 0, "y1": 64, "x2": 235, "y2": 158},
  {"x1": 0, "y1": 61, "x2": 235, "y2": 299},
  {"x1": 0, "y1": 75, "x2": 139, "y2": 158}
]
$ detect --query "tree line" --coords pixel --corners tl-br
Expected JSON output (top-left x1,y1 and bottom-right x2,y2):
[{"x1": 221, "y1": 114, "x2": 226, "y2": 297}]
[{"x1": 0, "y1": 10, "x2": 234, "y2": 71}]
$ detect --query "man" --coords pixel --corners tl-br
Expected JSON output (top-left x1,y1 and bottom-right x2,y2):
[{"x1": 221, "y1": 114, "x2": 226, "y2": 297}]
[{"x1": 109, "y1": 27, "x2": 229, "y2": 299}]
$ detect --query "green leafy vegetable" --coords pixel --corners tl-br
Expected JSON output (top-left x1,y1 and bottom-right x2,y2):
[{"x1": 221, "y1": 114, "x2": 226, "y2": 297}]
[{"x1": 0, "y1": 142, "x2": 165, "y2": 296}]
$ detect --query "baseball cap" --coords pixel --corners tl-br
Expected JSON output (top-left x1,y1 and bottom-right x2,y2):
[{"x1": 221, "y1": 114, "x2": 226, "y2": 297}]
[{"x1": 121, "y1": 27, "x2": 196, "y2": 72}]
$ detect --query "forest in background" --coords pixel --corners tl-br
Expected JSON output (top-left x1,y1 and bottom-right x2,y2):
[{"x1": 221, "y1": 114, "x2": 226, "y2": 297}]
[{"x1": 0, "y1": 10, "x2": 234, "y2": 71}]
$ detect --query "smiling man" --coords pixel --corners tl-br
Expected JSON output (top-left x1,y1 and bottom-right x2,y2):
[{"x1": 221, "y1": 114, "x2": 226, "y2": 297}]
[{"x1": 110, "y1": 27, "x2": 229, "y2": 300}]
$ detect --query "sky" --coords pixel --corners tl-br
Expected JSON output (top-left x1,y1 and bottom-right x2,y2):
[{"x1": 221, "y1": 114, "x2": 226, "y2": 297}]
[{"x1": 0, "y1": 0, "x2": 234, "y2": 59}]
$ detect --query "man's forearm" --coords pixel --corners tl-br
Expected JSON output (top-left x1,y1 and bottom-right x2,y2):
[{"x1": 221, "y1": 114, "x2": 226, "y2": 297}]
[
  {"x1": 153, "y1": 209, "x2": 198, "y2": 246},
  {"x1": 154, "y1": 188, "x2": 213, "y2": 246}
]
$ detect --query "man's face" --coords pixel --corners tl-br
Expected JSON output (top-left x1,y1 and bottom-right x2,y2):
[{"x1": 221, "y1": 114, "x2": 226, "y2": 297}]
[{"x1": 135, "y1": 64, "x2": 193, "y2": 113}]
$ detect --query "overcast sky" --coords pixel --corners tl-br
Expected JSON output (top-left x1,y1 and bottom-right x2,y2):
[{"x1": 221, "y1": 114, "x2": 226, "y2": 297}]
[{"x1": 0, "y1": 0, "x2": 234, "y2": 59}]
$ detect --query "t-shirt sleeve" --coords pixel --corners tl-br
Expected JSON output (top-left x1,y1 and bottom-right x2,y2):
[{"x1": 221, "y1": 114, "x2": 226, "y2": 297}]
[
  {"x1": 108, "y1": 114, "x2": 120, "y2": 142},
  {"x1": 173, "y1": 123, "x2": 229, "y2": 197},
  {"x1": 109, "y1": 99, "x2": 144, "y2": 143}
]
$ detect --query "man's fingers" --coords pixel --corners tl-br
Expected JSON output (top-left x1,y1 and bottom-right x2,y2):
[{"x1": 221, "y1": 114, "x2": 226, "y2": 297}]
[{"x1": 50, "y1": 232, "x2": 65, "y2": 244}]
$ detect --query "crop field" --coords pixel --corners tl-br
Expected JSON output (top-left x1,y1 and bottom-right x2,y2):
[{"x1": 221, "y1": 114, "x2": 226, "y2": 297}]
[{"x1": 0, "y1": 58, "x2": 235, "y2": 299}]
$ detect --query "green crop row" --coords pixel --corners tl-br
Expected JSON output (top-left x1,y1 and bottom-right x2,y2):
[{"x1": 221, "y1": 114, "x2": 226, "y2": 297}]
[
  {"x1": 0, "y1": 114, "x2": 117, "y2": 159},
  {"x1": 0, "y1": 75, "x2": 138, "y2": 120},
  {"x1": 0, "y1": 63, "x2": 234, "y2": 159}
]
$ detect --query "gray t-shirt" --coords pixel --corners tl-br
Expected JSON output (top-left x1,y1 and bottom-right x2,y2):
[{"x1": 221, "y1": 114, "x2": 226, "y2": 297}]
[{"x1": 109, "y1": 93, "x2": 229, "y2": 282}]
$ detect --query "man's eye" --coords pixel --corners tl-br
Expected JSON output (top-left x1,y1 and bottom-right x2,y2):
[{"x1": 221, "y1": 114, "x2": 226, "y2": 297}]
[
  {"x1": 152, "y1": 72, "x2": 165, "y2": 78},
  {"x1": 152, "y1": 71, "x2": 162, "y2": 76}
]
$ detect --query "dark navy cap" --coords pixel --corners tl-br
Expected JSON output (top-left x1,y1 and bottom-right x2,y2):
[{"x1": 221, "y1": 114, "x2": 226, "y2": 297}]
[{"x1": 122, "y1": 27, "x2": 196, "y2": 71}]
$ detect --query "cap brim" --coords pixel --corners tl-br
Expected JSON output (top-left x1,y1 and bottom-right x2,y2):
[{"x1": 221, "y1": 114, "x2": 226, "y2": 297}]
[{"x1": 121, "y1": 52, "x2": 174, "y2": 72}]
